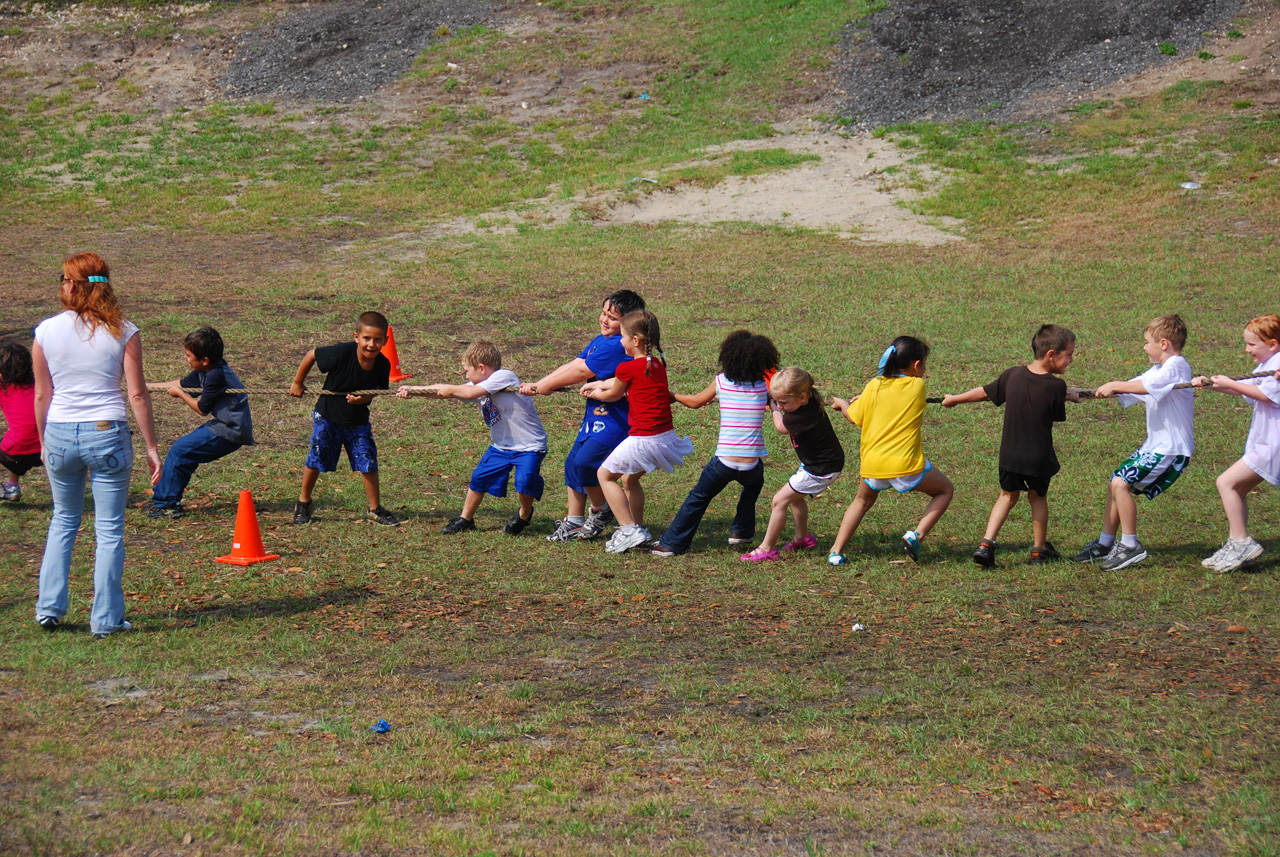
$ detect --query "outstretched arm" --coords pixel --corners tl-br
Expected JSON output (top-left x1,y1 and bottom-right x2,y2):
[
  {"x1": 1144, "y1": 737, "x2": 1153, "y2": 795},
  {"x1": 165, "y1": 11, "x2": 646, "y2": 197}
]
[
  {"x1": 941, "y1": 386, "x2": 989, "y2": 408},
  {"x1": 1094, "y1": 380, "x2": 1147, "y2": 398},
  {"x1": 1202, "y1": 376, "x2": 1276, "y2": 403},
  {"x1": 521, "y1": 358, "x2": 594, "y2": 396},
  {"x1": 673, "y1": 380, "x2": 717, "y2": 409},
  {"x1": 425, "y1": 383, "x2": 489, "y2": 400},
  {"x1": 123, "y1": 334, "x2": 162, "y2": 486},
  {"x1": 581, "y1": 376, "x2": 628, "y2": 402}
]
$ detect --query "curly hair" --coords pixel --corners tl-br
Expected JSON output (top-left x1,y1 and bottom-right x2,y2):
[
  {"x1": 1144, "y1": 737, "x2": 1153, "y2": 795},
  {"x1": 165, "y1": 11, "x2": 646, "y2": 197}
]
[
  {"x1": 1246, "y1": 314, "x2": 1280, "y2": 344},
  {"x1": 61, "y1": 252, "x2": 124, "y2": 337},
  {"x1": 0, "y1": 343, "x2": 34, "y2": 391},
  {"x1": 719, "y1": 330, "x2": 779, "y2": 385}
]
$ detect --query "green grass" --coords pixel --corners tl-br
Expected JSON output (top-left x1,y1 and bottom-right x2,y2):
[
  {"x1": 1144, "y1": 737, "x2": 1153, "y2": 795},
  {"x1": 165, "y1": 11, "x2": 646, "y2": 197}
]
[{"x1": 2, "y1": 2, "x2": 1280, "y2": 855}]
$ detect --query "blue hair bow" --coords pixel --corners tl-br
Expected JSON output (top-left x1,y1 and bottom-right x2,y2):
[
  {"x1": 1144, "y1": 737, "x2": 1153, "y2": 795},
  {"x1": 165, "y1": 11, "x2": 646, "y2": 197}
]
[
  {"x1": 877, "y1": 345, "x2": 896, "y2": 372},
  {"x1": 87, "y1": 276, "x2": 109, "y2": 283}
]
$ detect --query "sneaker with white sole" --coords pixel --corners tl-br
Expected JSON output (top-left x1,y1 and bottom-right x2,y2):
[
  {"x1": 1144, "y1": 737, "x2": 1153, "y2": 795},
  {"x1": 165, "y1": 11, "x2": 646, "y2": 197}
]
[
  {"x1": 1072, "y1": 539, "x2": 1112, "y2": 563},
  {"x1": 902, "y1": 530, "x2": 922, "y2": 562},
  {"x1": 1202, "y1": 541, "x2": 1236, "y2": 570},
  {"x1": 605, "y1": 526, "x2": 651, "y2": 554},
  {"x1": 1212, "y1": 538, "x2": 1264, "y2": 572},
  {"x1": 1099, "y1": 541, "x2": 1148, "y2": 571},
  {"x1": 574, "y1": 506, "x2": 614, "y2": 541},
  {"x1": 546, "y1": 518, "x2": 585, "y2": 542},
  {"x1": 2, "y1": 483, "x2": 20, "y2": 502}
]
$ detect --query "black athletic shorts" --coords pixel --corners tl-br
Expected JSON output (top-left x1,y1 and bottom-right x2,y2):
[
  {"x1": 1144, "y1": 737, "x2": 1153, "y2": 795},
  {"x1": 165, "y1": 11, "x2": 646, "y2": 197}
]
[{"x1": 998, "y1": 467, "x2": 1050, "y2": 497}]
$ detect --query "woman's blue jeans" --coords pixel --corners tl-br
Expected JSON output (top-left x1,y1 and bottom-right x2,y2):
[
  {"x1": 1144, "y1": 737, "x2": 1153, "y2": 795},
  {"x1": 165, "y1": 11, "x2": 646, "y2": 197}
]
[
  {"x1": 657, "y1": 457, "x2": 765, "y2": 554},
  {"x1": 36, "y1": 421, "x2": 134, "y2": 635}
]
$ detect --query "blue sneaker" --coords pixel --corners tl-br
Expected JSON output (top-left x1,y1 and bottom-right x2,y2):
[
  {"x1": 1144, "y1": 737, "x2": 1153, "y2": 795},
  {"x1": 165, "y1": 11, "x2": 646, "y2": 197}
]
[
  {"x1": 827, "y1": 553, "x2": 846, "y2": 566},
  {"x1": 902, "y1": 530, "x2": 921, "y2": 562}
]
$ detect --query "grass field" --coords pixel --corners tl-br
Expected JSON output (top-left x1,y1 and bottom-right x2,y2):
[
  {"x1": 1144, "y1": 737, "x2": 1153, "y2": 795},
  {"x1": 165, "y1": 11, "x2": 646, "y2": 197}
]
[{"x1": 1, "y1": 1, "x2": 1279, "y2": 855}]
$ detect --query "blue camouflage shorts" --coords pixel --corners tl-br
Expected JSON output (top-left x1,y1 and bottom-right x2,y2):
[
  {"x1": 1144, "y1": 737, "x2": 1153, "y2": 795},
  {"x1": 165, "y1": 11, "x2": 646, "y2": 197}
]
[{"x1": 305, "y1": 412, "x2": 378, "y2": 473}]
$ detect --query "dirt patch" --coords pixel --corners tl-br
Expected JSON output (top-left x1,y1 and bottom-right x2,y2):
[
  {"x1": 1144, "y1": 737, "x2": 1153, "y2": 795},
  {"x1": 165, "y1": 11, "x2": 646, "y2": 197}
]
[
  {"x1": 838, "y1": 0, "x2": 1244, "y2": 126},
  {"x1": 222, "y1": 0, "x2": 497, "y2": 102}
]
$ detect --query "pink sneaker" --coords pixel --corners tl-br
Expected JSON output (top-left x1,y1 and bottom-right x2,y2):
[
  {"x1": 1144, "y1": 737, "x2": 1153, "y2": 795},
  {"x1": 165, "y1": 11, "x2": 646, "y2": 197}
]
[
  {"x1": 740, "y1": 547, "x2": 781, "y2": 562},
  {"x1": 780, "y1": 534, "x2": 818, "y2": 552}
]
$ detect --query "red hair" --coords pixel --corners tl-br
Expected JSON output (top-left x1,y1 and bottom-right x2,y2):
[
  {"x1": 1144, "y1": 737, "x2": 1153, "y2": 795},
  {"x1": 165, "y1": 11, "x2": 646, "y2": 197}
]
[
  {"x1": 61, "y1": 252, "x2": 124, "y2": 337},
  {"x1": 1246, "y1": 314, "x2": 1280, "y2": 344}
]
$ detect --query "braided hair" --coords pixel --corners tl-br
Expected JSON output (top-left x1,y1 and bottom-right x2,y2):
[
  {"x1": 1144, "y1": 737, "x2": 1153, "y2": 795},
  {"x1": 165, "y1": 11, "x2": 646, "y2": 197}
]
[{"x1": 621, "y1": 310, "x2": 664, "y2": 376}]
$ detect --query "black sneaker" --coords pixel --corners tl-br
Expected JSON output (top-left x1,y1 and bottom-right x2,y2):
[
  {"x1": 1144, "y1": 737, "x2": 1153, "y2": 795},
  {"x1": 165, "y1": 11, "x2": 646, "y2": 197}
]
[
  {"x1": 292, "y1": 500, "x2": 313, "y2": 525},
  {"x1": 972, "y1": 539, "x2": 998, "y2": 567},
  {"x1": 503, "y1": 512, "x2": 532, "y2": 536},
  {"x1": 1028, "y1": 542, "x2": 1061, "y2": 565},
  {"x1": 36, "y1": 615, "x2": 59, "y2": 631},
  {"x1": 1072, "y1": 539, "x2": 1111, "y2": 563},
  {"x1": 442, "y1": 516, "x2": 476, "y2": 535},
  {"x1": 146, "y1": 504, "x2": 186, "y2": 520},
  {"x1": 368, "y1": 506, "x2": 402, "y2": 526}
]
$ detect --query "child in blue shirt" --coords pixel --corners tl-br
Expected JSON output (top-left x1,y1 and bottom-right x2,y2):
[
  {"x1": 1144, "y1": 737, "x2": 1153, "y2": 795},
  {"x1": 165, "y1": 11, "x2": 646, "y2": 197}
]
[
  {"x1": 150, "y1": 327, "x2": 253, "y2": 519},
  {"x1": 519, "y1": 289, "x2": 646, "y2": 541}
]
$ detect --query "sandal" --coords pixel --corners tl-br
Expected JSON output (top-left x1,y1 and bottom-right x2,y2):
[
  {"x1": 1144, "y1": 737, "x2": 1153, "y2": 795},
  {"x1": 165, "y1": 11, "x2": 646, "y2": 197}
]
[{"x1": 740, "y1": 547, "x2": 782, "y2": 562}]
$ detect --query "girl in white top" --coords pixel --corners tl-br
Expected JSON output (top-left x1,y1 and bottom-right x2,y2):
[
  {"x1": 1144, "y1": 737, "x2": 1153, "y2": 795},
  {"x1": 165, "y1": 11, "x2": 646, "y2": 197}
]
[
  {"x1": 33, "y1": 252, "x2": 160, "y2": 638},
  {"x1": 1192, "y1": 314, "x2": 1280, "y2": 572}
]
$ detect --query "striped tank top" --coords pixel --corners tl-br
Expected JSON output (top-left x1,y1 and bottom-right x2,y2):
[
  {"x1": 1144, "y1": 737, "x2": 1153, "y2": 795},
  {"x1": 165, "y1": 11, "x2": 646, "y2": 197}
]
[{"x1": 715, "y1": 374, "x2": 769, "y2": 459}]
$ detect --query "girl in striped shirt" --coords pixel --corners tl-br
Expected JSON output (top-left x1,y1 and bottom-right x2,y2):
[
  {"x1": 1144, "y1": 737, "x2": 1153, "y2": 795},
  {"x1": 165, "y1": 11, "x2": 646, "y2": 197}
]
[{"x1": 651, "y1": 331, "x2": 779, "y2": 556}]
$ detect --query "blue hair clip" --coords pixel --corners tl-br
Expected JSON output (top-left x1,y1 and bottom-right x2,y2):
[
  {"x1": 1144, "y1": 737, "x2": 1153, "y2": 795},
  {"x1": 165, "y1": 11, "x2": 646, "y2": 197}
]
[
  {"x1": 87, "y1": 276, "x2": 109, "y2": 283},
  {"x1": 877, "y1": 345, "x2": 896, "y2": 372}
]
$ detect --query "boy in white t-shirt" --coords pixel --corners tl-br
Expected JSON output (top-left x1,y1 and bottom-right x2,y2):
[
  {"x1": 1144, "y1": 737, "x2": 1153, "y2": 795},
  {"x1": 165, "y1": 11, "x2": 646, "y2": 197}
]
[
  {"x1": 1073, "y1": 315, "x2": 1194, "y2": 571},
  {"x1": 399, "y1": 341, "x2": 548, "y2": 535}
]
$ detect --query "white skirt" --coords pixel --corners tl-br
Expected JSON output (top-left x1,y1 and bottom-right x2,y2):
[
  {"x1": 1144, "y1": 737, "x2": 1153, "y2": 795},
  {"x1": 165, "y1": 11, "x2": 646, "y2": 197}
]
[{"x1": 601, "y1": 430, "x2": 695, "y2": 475}]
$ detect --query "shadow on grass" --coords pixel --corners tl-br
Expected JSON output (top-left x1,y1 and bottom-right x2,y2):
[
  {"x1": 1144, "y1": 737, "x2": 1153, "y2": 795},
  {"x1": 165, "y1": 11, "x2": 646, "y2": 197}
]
[{"x1": 140, "y1": 586, "x2": 371, "y2": 629}]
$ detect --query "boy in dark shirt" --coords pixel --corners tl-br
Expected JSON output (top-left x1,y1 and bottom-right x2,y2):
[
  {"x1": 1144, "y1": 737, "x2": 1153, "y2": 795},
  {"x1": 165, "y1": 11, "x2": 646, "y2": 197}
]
[
  {"x1": 943, "y1": 324, "x2": 1078, "y2": 566},
  {"x1": 289, "y1": 311, "x2": 400, "y2": 526},
  {"x1": 150, "y1": 327, "x2": 254, "y2": 519}
]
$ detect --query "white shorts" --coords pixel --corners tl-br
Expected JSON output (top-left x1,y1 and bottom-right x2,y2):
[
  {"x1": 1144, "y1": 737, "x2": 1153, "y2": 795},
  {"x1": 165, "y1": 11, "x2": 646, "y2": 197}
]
[
  {"x1": 601, "y1": 431, "x2": 695, "y2": 475},
  {"x1": 788, "y1": 465, "x2": 842, "y2": 497},
  {"x1": 864, "y1": 460, "x2": 932, "y2": 493}
]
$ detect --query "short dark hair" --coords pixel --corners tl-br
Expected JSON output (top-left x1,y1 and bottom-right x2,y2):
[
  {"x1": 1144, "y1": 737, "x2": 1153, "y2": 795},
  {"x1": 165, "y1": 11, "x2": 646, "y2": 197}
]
[
  {"x1": 603, "y1": 290, "x2": 645, "y2": 317},
  {"x1": 358, "y1": 311, "x2": 389, "y2": 333},
  {"x1": 719, "y1": 330, "x2": 779, "y2": 385},
  {"x1": 0, "y1": 342, "x2": 34, "y2": 390},
  {"x1": 879, "y1": 335, "x2": 930, "y2": 377},
  {"x1": 1031, "y1": 324, "x2": 1076, "y2": 359},
  {"x1": 183, "y1": 326, "x2": 224, "y2": 363}
]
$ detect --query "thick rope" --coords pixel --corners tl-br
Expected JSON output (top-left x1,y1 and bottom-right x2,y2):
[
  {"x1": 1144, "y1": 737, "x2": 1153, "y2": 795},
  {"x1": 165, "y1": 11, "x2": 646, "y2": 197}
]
[{"x1": 151, "y1": 371, "x2": 1276, "y2": 402}]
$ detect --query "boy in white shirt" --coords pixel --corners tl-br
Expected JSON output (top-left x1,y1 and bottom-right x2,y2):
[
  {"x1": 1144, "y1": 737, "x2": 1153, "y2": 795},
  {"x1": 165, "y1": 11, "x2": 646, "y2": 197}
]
[
  {"x1": 399, "y1": 341, "x2": 548, "y2": 535},
  {"x1": 1073, "y1": 315, "x2": 1194, "y2": 570}
]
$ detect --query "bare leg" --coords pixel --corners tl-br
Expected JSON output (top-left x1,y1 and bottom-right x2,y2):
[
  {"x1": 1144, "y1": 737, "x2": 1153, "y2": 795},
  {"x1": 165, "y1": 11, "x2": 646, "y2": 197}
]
[
  {"x1": 460, "y1": 488, "x2": 485, "y2": 520},
  {"x1": 621, "y1": 472, "x2": 645, "y2": 526},
  {"x1": 755, "y1": 484, "x2": 807, "y2": 552},
  {"x1": 830, "y1": 482, "x2": 879, "y2": 556},
  {"x1": 566, "y1": 488, "x2": 587, "y2": 518},
  {"x1": 914, "y1": 469, "x2": 954, "y2": 538},
  {"x1": 1100, "y1": 480, "x2": 1119, "y2": 537},
  {"x1": 516, "y1": 492, "x2": 535, "y2": 520},
  {"x1": 1028, "y1": 490, "x2": 1048, "y2": 546},
  {"x1": 299, "y1": 467, "x2": 320, "y2": 503},
  {"x1": 983, "y1": 490, "x2": 1018, "y2": 541},
  {"x1": 3, "y1": 466, "x2": 18, "y2": 486},
  {"x1": 584, "y1": 485, "x2": 608, "y2": 512},
  {"x1": 598, "y1": 468, "x2": 633, "y2": 527},
  {"x1": 1110, "y1": 477, "x2": 1138, "y2": 538},
  {"x1": 1218, "y1": 459, "x2": 1265, "y2": 541},
  {"x1": 362, "y1": 471, "x2": 381, "y2": 510}
]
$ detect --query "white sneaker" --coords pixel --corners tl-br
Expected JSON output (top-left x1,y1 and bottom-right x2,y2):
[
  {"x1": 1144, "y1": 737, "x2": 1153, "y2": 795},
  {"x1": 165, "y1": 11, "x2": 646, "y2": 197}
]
[
  {"x1": 1214, "y1": 538, "x2": 1264, "y2": 572},
  {"x1": 1, "y1": 483, "x2": 19, "y2": 502},
  {"x1": 1202, "y1": 541, "x2": 1234, "y2": 569},
  {"x1": 605, "y1": 526, "x2": 651, "y2": 554}
]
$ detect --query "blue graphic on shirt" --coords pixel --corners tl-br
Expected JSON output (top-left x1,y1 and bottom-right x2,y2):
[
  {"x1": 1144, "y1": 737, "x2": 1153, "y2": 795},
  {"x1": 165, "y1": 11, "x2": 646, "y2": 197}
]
[
  {"x1": 480, "y1": 397, "x2": 502, "y2": 428},
  {"x1": 575, "y1": 334, "x2": 630, "y2": 445}
]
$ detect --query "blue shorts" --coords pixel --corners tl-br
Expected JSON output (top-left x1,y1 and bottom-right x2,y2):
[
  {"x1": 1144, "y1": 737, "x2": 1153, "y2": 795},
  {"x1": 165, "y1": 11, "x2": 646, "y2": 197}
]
[
  {"x1": 564, "y1": 434, "x2": 620, "y2": 493},
  {"x1": 471, "y1": 446, "x2": 547, "y2": 500},
  {"x1": 305, "y1": 412, "x2": 378, "y2": 473}
]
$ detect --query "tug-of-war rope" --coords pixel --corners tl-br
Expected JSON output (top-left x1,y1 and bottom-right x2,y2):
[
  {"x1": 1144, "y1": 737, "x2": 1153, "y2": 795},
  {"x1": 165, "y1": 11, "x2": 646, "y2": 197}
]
[{"x1": 147, "y1": 370, "x2": 1278, "y2": 402}]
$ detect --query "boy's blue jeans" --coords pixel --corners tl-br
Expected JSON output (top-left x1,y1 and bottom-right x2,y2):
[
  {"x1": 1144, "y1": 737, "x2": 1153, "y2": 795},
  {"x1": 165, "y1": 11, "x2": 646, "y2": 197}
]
[
  {"x1": 37, "y1": 421, "x2": 133, "y2": 635},
  {"x1": 657, "y1": 457, "x2": 764, "y2": 554},
  {"x1": 152, "y1": 426, "x2": 242, "y2": 509}
]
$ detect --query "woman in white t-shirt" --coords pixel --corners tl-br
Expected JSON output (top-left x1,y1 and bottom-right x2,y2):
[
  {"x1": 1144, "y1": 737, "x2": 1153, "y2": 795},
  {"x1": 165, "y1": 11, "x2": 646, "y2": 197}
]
[{"x1": 33, "y1": 252, "x2": 161, "y2": 638}]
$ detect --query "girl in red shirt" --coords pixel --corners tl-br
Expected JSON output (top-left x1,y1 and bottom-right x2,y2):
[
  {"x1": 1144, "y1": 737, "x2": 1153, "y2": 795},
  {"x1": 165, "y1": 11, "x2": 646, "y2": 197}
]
[{"x1": 581, "y1": 310, "x2": 694, "y2": 554}]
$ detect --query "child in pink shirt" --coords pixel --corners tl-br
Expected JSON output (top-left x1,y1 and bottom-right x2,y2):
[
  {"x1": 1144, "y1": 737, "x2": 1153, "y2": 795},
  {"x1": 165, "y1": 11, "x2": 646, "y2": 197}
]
[{"x1": 0, "y1": 344, "x2": 42, "y2": 502}]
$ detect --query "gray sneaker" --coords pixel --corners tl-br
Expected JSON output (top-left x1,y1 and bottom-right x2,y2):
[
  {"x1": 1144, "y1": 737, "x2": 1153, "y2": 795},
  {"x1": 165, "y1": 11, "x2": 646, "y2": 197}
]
[
  {"x1": 1072, "y1": 539, "x2": 1111, "y2": 563},
  {"x1": 605, "y1": 526, "x2": 652, "y2": 555},
  {"x1": 546, "y1": 518, "x2": 585, "y2": 542},
  {"x1": 1202, "y1": 541, "x2": 1233, "y2": 569},
  {"x1": 1099, "y1": 541, "x2": 1148, "y2": 571},
  {"x1": 573, "y1": 505, "x2": 614, "y2": 541},
  {"x1": 1, "y1": 483, "x2": 20, "y2": 502},
  {"x1": 1212, "y1": 538, "x2": 1264, "y2": 572}
]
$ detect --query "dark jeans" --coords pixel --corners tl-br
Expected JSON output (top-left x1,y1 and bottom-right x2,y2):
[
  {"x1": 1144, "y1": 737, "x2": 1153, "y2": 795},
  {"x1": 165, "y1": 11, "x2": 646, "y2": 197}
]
[
  {"x1": 657, "y1": 457, "x2": 765, "y2": 554},
  {"x1": 152, "y1": 425, "x2": 242, "y2": 508}
]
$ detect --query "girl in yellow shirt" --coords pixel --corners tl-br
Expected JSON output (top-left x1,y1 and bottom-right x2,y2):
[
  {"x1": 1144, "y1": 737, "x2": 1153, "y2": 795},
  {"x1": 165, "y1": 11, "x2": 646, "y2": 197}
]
[{"x1": 829, "y1": 336, "x2": 954, "y2": 565}]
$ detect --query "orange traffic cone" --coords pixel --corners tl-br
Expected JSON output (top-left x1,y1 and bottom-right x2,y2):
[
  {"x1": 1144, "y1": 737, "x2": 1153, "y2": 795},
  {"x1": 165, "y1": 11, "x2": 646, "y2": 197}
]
[
  {"x1": 216, "y1": 490, "x2": 281, "y2": 566},
  {"x1": 381, "y1": 324, "x2": 413, "y2": 383}
]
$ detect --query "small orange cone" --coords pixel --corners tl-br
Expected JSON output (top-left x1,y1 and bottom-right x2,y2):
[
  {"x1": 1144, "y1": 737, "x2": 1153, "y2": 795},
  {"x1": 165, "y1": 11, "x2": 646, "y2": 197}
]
[
  {"x1": 216, "y1": 490, "x2": 280, "y2": 566},
  {"x1": 381, "y1": 324, "x2": 413, "y2": 383}
]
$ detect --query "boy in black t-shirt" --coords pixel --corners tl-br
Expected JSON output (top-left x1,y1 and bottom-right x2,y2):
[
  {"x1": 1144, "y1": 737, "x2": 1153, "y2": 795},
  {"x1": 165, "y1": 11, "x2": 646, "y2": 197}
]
[
  {"x1": 943, "y1": 324, "x2": 1079, "y2": 566},
  {"x1": 289, "y1": 311, "x2": 400, "y2": 526}
]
